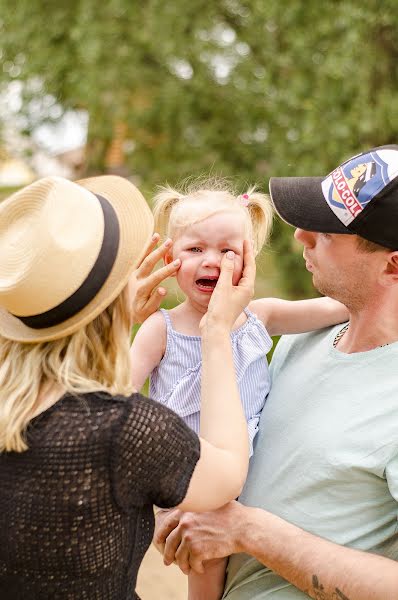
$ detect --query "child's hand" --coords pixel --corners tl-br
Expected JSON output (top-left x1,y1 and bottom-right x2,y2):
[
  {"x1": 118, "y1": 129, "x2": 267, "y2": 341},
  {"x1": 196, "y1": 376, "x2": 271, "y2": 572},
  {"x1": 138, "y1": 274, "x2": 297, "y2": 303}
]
[
  {"x1": 129, "y1": 234, "x2": 181, "y2": 324},
  {"x1": 201, "y1": 240, "x2": 255, "y2": 333}
]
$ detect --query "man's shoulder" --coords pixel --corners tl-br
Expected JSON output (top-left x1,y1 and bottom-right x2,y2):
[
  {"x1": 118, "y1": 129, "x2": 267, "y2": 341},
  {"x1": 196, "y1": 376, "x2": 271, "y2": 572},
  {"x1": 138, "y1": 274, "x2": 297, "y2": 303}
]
[
  {"x1": 270, "y1": 325, "x2": 339, "y2": 376},
  {"x1": 277, "y1": 324, "x2": 339, "y2": 352}
]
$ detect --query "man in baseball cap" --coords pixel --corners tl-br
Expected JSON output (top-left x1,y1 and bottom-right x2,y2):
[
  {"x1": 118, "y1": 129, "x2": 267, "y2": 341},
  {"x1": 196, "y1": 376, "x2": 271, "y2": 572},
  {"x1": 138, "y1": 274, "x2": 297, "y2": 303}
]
[
  {"x1": 271, "y1": 144, "x2": 398, "y2": 249},
  {"x1": 156, "y1": 145, "x2": 398, "y2": 600}
]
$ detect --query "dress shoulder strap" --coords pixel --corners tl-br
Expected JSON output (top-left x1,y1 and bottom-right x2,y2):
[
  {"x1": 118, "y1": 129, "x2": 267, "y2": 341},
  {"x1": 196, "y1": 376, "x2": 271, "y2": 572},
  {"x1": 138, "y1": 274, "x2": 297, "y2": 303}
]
[{"x1": 159, "y1": 308, "x2": 173, "y2": 330}]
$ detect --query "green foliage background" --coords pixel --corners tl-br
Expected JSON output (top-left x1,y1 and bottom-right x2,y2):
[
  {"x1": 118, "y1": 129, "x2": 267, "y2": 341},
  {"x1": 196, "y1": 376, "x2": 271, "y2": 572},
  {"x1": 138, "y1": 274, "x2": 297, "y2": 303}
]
[{"x1": 0, "y1": 1, "x2": 397, "y2": 297}]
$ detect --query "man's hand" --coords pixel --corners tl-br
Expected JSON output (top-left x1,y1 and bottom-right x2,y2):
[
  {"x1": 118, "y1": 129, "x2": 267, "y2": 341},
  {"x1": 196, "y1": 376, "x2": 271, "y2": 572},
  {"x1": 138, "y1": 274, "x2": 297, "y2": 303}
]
[
  {"x1": 129, "y1": 233, "x2": 180, "y2": 324},
  {"x1": 154, "y1": 501, "x2": 246, "y2": 575}
]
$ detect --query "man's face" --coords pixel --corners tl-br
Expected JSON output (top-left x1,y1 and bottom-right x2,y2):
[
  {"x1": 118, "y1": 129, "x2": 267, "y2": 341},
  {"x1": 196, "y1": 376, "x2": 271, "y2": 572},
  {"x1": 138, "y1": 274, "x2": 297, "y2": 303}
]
[{"x1": 294, "y1": 229, "x2": 384, "y2": 309}]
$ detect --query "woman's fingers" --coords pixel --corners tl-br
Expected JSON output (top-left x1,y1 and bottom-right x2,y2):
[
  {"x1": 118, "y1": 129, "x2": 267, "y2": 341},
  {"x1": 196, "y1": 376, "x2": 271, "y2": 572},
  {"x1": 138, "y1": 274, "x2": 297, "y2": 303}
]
[
  {"x1": 209, "y1": 251, "x2": 235, "y2": 300},
  {"x1": 138, "y1": 287, "x2": 167, "y2": 320},
  {"x1": 136, "y1": 237, "x2": 173, "y2": 278},
  {"x1": 217, "y1": 250, "x2": 235, "y2": 285},
  {"x1": 235, "y1": 240, "x2": 255, "y2": 308},
  {"x1": 139, "y1": 259, "x2": 180, "y2": 295},
  {"x1": 142, "y1": 232, "x2": 161, "y2": 261},
  {"x1": 130, "y1": 250, "x2": 180, "y2": 324},
  {"x1": 239, "y1": 239, "x2": 256, "y2": 288}
]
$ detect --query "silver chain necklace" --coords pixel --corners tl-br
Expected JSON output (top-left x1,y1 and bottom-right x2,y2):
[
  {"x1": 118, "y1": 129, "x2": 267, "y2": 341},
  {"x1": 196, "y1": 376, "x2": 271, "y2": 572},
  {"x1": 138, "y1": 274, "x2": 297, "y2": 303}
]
[
  {"x1": 333, "y1": 323, "x2": 389, "y2": 349},
  {"x1": 333, "y1": 324, "x2": 349, "y2": 348}
]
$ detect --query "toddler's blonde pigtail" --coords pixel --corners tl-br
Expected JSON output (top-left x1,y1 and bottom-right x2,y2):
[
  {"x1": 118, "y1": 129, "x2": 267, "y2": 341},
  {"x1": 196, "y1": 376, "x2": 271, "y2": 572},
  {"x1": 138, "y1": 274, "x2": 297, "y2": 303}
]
[
  {"x1": 152, "y1": 186, "x2": 184, "y2": 241},
  {"x1": 244, "y1": 187, "x2": 274, "y2": 255}
]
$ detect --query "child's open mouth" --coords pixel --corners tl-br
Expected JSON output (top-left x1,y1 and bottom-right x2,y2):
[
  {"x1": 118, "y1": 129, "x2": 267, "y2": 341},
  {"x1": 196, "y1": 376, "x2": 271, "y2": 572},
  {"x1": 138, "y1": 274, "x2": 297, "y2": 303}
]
[{"x1": 196, "y1": 277, "x2": 218, "y2": 292}]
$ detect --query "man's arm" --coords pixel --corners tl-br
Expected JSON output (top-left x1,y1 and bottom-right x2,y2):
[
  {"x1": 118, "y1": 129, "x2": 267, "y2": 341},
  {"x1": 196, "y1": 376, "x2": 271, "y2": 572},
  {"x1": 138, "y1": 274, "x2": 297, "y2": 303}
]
[{"x1": 155, "y1": 502, "x2": 398, "y2": 599}]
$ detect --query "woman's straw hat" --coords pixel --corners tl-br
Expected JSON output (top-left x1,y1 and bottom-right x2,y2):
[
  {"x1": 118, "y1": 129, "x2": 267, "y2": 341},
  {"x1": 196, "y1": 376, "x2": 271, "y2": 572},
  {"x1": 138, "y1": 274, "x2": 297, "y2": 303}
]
[{"x1": 0, "y1": 175, "x2": 154, "y2": 343}]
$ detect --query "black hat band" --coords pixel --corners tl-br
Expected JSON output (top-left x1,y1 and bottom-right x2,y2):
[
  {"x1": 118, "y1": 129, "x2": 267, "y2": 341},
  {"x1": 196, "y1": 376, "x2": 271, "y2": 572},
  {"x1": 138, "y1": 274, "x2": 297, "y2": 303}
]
[{"x1": 14, "y1": 194, "x2": 120, "y2": 330}]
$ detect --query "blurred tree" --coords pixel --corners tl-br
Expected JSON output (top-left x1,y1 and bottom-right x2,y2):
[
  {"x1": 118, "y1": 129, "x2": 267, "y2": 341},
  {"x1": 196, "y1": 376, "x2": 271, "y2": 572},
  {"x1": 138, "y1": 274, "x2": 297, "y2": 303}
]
[{"x1": 0, "y1": 0, "x2": 397, "y2": 296}]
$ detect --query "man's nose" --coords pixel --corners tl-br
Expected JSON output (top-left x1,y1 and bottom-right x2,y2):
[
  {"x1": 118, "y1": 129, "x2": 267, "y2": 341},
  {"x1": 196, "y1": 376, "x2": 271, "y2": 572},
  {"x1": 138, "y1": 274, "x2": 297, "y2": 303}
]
[{"x1": 294, "y1": 228, "x2": 316, "y2": 247}]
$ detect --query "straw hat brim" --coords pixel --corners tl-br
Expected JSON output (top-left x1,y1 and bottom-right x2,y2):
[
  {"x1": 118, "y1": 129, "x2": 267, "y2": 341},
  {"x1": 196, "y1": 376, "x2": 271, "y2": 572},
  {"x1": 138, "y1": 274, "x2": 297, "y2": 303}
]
[{"x1": 0, "y1": 176, "x2": 154, "y2": 343}]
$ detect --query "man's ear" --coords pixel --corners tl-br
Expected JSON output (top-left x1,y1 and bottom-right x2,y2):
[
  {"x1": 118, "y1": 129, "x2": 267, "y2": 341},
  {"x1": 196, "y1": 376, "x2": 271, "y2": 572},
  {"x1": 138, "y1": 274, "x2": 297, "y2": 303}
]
[{"x1": 383, "y1": 252, "x2": 398, "y2": 285}]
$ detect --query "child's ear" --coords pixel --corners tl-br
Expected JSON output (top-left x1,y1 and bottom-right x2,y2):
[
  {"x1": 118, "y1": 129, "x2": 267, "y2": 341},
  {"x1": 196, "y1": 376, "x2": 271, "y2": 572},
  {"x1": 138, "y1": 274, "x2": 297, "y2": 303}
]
[
  {"x1": 164, "y1": 250, "x2": 178, "y2": 277},
  {"x1": 164, "y1": 251, "x2": 173, "y2": 266}
]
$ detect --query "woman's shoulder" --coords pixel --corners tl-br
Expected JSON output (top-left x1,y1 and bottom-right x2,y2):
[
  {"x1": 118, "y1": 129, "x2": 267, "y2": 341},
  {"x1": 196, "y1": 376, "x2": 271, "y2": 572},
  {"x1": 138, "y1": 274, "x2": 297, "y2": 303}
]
[
  {"x1": 70, "y1": 390, "x2": 166, "y2": 415},
  {"x1": 43, "y1": 391, "x2": 154, "y2": 427},
  {"x1": 53, "y1": 390, "x2": 198, "y2": 442},
  {"x1": 114, "y1": 391, "x2": 188, "y2": 422}
]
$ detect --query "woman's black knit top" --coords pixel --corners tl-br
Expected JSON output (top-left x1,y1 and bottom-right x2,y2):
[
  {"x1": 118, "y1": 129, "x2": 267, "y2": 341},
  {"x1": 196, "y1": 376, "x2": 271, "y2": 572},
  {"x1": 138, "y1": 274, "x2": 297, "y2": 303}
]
[{"x1": 0, "y1": 392, "x2": 200, "y2": 599}]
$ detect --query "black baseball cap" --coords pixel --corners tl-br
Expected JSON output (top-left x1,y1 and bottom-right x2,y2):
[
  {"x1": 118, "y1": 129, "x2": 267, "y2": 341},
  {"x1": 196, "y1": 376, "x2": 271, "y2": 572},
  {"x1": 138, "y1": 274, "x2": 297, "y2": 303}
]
[{"x1": 269, "y1": 145, "x2": 398, "y2": 249}]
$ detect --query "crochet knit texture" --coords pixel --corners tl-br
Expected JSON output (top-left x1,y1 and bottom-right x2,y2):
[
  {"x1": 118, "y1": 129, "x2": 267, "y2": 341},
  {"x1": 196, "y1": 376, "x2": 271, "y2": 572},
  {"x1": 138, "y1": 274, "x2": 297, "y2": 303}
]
[{"x1": 0, "y1": 392, "x2": 200, "y2": 599}]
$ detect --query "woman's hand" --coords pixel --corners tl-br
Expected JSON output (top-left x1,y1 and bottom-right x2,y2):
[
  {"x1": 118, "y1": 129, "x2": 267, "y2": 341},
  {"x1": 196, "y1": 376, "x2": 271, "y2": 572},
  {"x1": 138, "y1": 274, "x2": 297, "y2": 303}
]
[
  {"x1": 200, "y1": 239, "x2": 255, "y2": 333},
  {"x1": 129, "y1": 234, "x2": 180, "y2": 324}
]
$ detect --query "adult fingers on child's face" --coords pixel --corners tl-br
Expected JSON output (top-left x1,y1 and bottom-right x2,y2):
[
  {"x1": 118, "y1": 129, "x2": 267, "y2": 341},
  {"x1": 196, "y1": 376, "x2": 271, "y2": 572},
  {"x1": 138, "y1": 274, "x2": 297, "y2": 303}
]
[
  {"x1": 239, "y1": 240, "x2": 256, "y2": 286},
  {"x1": 138, "y1": 258, "x2": 181, "y2": 297},
  {"x1": 137, "y1": 259, "x2": 180, "y2": 298},
  {"x1": 136, "y1": 233, "x2": 160, "y2": 269},
  {"x1": 216, "y1": 251, "x2": 235, "y2": 288},
  {"x1": 136, "y1": 238, "x2": 173, "y2": 277},
  {"x1": 144, "y1": 233, "x2": 160, "y2": 257}
]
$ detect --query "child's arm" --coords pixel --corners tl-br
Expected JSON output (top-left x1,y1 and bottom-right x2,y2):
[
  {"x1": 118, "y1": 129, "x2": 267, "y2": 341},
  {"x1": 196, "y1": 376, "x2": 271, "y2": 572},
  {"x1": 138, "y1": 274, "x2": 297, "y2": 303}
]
[
  {"x1": 250, "y1": 296, "x2": 349, "y2": 337},
  {"x1": 130, "y1": 311, "x2": 166, "y2": 391},
  {"x1": 188, "y1": 558, "x2": 227, "y2": 600}
]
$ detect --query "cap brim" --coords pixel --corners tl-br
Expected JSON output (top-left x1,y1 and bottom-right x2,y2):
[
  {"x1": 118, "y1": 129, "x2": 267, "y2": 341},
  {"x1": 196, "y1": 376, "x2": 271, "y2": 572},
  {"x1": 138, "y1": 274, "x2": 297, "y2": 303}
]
[
  {"x1": 0, "y1": 176, "x2": 154, "y2": 343},
  {"x1": 269, "y1": 176, "x2": 350, "y2": 234}
]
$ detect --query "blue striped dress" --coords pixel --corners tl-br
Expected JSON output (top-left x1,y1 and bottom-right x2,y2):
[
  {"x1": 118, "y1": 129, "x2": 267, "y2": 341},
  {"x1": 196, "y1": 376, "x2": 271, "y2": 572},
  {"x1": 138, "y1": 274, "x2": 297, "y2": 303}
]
[{"x1": 149, "y1": 308, "x2": 272, "y2": 455}]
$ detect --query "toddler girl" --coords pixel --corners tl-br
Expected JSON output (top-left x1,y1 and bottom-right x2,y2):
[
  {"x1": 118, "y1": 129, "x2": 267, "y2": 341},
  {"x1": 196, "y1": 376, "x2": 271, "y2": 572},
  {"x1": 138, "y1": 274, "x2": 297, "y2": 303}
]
[{"x1": 130, "y1": 179, "x2": 348, "y2": 599}]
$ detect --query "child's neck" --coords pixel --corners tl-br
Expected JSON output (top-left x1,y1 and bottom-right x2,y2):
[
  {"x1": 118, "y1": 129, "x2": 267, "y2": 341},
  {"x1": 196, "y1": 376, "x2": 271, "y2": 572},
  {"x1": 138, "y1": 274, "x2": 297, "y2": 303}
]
[{"x1": 169, "y1": 300, "x2": 206, "y2": 335}]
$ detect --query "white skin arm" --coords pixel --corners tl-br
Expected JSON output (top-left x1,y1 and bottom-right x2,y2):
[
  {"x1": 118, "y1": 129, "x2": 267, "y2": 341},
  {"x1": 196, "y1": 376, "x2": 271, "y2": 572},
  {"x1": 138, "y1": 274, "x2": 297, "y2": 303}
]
[
  {"x1": 250, "y1": 296, "x2": 349, "y2": 337},
  {"x1": 176, "y1": 242, "x2": 255, "y2": 512},
  {"x1": 153, "y1": 245, "x2": 255, "y2": 599},
  {"x1": 130, "y1": 311, "x2": 166, "y2": 391},
  {"x1": 155, "y1": 502, "x2": 398, "y2": 599}
]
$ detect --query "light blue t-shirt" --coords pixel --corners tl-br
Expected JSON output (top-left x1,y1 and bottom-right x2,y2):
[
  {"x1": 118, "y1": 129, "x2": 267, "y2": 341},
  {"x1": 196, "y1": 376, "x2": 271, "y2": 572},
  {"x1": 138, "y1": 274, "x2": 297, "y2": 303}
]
[{"x1": 224, "y1": 325, "x2": 398, "y2": 599}]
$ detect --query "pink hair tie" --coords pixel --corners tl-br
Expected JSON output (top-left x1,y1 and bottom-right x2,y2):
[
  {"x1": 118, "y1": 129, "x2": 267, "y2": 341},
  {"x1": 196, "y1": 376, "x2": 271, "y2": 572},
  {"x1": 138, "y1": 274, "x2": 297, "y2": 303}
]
[{"x1": 239, "y1": 193, "x2": 250, "y2": 207}]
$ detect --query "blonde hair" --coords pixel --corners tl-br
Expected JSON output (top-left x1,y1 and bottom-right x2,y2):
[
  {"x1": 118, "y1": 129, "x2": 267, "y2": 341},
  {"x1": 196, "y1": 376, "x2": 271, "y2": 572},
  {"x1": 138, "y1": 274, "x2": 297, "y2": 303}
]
[
  {"x1": 153, "y1": 177, "x2": 273, "y2": 256},
  {"x1": 0, "y1": 287, "x2": 133, "y2": 453}
]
